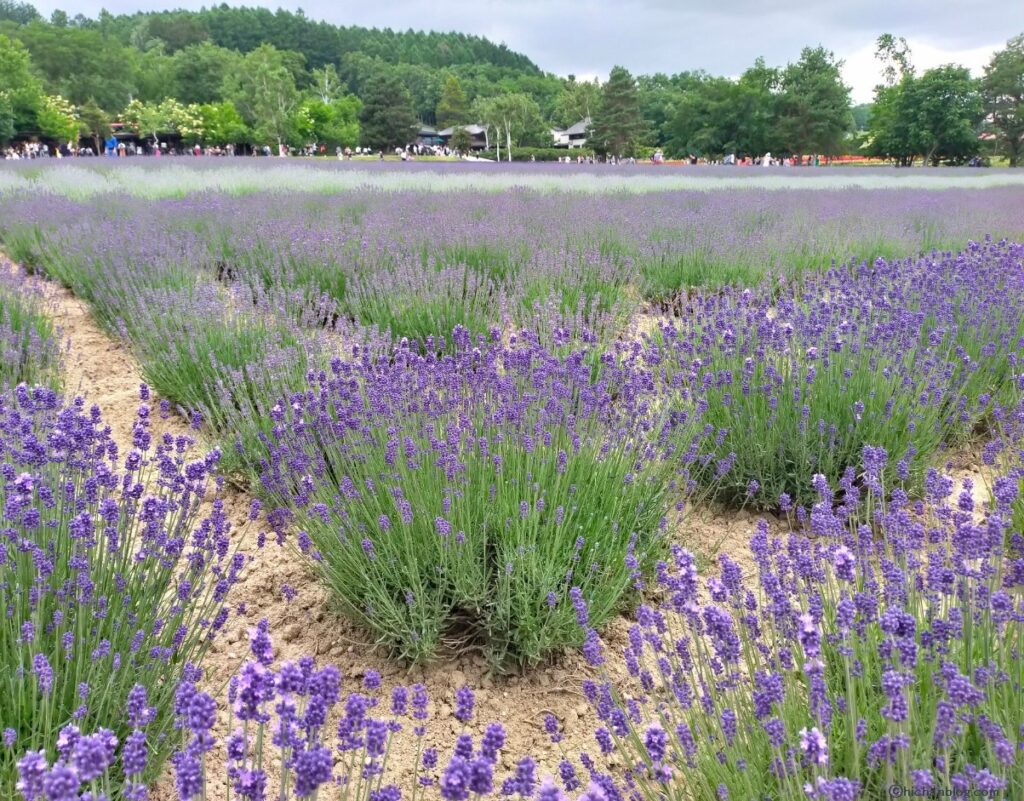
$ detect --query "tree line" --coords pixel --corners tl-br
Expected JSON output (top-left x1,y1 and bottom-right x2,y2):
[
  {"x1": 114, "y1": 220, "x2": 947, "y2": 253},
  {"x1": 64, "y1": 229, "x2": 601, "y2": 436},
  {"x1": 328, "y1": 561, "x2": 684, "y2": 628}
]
[{"x1": 1, "y1": 0, "x2": 1022, "y2": 164}]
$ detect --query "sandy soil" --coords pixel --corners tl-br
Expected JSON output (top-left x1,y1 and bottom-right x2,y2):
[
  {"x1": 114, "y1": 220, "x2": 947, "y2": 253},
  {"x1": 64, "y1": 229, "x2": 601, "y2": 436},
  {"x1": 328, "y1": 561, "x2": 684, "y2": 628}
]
[{"x1": 2, "y1": 253, "x2": 762, "y2": 797}]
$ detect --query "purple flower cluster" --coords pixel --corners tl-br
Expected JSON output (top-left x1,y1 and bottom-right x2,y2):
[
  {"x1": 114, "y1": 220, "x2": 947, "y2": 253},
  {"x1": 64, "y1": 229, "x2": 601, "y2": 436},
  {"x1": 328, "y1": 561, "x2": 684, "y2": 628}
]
[
  {"x1": 574, "y1": 414, "x2": 1024, "y2": 800},
  {"x1": 259, "y1": 331, "x2": 696, "y2": 667},
  {"x1": 1, "y1": 386, "x2": 244, "y2": 790}
]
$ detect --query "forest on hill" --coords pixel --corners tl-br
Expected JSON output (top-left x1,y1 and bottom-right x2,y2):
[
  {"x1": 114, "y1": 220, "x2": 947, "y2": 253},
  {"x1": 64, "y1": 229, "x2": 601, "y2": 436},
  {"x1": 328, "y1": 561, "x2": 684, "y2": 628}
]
[{"x1": 1, "y1": 1, "x2": 1022, "y2": 164}]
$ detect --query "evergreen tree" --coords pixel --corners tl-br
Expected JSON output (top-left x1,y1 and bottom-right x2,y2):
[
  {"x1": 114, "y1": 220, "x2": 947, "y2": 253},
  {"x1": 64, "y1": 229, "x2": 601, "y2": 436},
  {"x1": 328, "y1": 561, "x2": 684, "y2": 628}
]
[
  {"x1": 435, "y1": 74, "x2": 468, "y2": 128},
  {"x1": 359, "y1": 72, "x2": 416, "y2": 150},
  {"x1": 590, "y1": 66, "x2": 646, "y2": 156},
  {"x1": 776, "y1": 46, "x2": 852, "y2": 157}
]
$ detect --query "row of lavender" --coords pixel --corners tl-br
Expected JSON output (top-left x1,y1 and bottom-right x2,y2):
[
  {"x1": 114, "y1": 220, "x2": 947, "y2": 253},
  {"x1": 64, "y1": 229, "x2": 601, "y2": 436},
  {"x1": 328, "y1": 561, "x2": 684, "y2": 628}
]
[
  {"x1": 1, "y1": 187, "x2": 1023, "y2": 665},
  {"x1": 5, "y1": 379, "x2": 1024, "y2": 799},
  {"x1": 1, "y1": 183, "x2": 1024, "y2": 796}
]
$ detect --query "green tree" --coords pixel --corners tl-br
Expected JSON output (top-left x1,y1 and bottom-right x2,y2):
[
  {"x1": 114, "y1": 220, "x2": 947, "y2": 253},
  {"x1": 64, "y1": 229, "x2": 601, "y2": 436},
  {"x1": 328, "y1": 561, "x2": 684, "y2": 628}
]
[
  {"x1": 589, "y1": 66, "x2": 646, "y2": 156},
  {"x1": 450, "y1": 125, "x2": 472, "y2": 153},
  {"x1": 553, "y1": 75, "x2": 601, "y2": 129},
  {"x1": 12, "y1": 22, "x2": 137, "y2": 110},
  {"x1": 875, "y1": 33, "x2": 913, "y2": 87},
  {"x1": 472, "y1": 92, "x2": 545, "y2": 161},
  {"x1": 867, "y1": 76, "x2": 919, "y2": 165},
  {"x1": 172, "y1": 42, "x2": 242, "y2": 105},
  {"x1": 358, "y1": 71, "x2": 416, "y2": 150},
  {"x1": 982, "y1": 34, "x2": 1024, "y2": 166},
  {"x1": 197, "y1": 100, "x2": 248, "y2": 146},
  {"x1": 294, "y1": 95, "x2": 360, "y2": 148},
  {"x1": 0, "y1": 0, "x2": 38, "y2": 24},
  {"x1": 0, "y1": 32, "x2": 43, "y2": 142},
  {"x1": 76, "y1": 98, "x2": 111, "y2": 153},
  {"x1": 435, "y1": 74, "x2": 468, "y2": 128},
  {"x1": 913, "y1": 65, "x2": 982, "y2": 165},
  {"x1": 132, "y1": 45, "x2": 178, "y2": 104},
  {"x1": 223, "y1": 43, "x2": 300, "y2": 146},
  {"x1": 35, "y1": 94, "x2": 78, "y2": 141},
  {"x1": 310, "y1": 63, "x2": 343, "y2": 103},
  {"x1": 122, "y1": 97, "x2": 203, "y2": 145},
  {"x1": 776, "y1": 46, "x2": 852, "y2": 157}
]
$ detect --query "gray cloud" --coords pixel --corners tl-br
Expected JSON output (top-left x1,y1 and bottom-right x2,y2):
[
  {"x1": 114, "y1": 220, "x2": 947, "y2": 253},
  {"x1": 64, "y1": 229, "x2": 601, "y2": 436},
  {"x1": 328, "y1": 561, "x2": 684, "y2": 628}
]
[{"x1": 28, "y1": 0, "x2": 1024, "y2": 100}]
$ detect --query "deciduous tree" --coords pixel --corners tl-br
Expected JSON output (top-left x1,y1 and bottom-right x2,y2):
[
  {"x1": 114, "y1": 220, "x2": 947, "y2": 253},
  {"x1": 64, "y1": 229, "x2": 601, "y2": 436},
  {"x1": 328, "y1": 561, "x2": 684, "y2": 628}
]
[{"x1": 982, "y1": 34, "x2": 1024, "y2": 166}]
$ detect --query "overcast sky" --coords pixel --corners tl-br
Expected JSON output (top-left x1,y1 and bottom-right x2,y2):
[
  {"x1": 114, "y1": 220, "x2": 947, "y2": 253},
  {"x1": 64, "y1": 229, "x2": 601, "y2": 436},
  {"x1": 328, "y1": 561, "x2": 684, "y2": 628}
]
[{"x1": 27, "y1": 0, "x2": 1024, "y2": 102}]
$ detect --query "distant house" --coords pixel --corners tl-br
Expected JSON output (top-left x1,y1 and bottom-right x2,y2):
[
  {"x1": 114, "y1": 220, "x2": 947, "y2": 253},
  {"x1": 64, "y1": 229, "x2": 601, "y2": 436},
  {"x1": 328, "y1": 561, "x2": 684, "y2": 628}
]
[
  {"x1": 552, "y1": 118, "x2": 590, "y2": 149},
  {"x1": 437, "y1": 124, "x2": 489, "y2": 150},
  {"x1": 415, "y1": 125, "x2": 441, "y2": 147}
]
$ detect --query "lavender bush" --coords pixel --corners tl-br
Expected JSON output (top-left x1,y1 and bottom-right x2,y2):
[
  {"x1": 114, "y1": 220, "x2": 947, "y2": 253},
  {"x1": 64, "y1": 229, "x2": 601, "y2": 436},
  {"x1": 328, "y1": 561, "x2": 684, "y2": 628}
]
[
  {"x1": 653, "y1": 240, "x2": 1024, "y2": 509},
  {"x1": 0, "y1": 269, "x2": 61, "y2": 392},
  {"x1": 17, "y1": 620, "x2": 548, "y2": 801},
  {"x1": 258, "y1": 330, "x2": 703, "y2": 668},
  {"x1": 1, "y1": 385, "x2": 246, "y2": 792},
  {"x1": 575, "y1": 421, "x2": 1024, "y2": 800}
]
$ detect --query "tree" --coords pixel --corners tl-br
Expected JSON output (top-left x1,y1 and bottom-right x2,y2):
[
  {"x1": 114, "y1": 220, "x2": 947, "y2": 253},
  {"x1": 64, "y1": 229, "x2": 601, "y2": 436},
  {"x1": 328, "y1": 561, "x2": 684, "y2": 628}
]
[
  {"x1": 589, "y1": 66, "x2": 646, "y2": 156},
  {"x1": 473, "y1": 92, "x2": 545, "y2": 161},
  {"x1": 122, "y1": 97, "x2": 203, "y2": 145},
  {"x1": 553, "y1": 75, "x2": 601, "y2": 129},
  {"x1": 776, "y1": 46, "x2": 852, "y2": 157},
  {"x1": 450, "y1": 126, "x2": 472, "y2": 153},
  {"x1": 435, "y1": 74, "x2": 468, "y2": 128},
  {"x1": 35, "y1": 94, "x2": 78, "y2": 142},
  {"x1": 982, "y1": 34, "x2": 1024, "y2": 166},
  {"x1": 875, "y1": 34, "x2": 913, "y2": 87},
  {"x1": 310, "y1": 64, "x2": 343, "y2": 104},
  {"x1": 197, "y1": 100, "x2": 248, "y2": 146},
  {"x1": 294, "y1": 95, "x2": 360, "y2": 148},
  {"x1": 0, "y1": 32, "x2": 44, "y2": 142},
  {"x1": 0, "y1": 0, "x2": 39, "y2": 25},
  {"x1": 76, "y1": 98, "x2": 111, "y2": 153},
  {"x1": 223, "y1": 44, "x2": 300, "y2": 146},
  {"x1": 913, "y1": 65, "x2": 982, "y2": 165},
  {"x1": 172, "y1": 42, "x2": 242, "y2": 105},
  {"x1": 868, "y1": 65, "x2": 983, "y2": 166},
  {"x1": 12, "y1": 22, "x2": 137, "y2": 110},
  {"x1": 359, "y1": 71, "x2": 416, "y2": 151}
]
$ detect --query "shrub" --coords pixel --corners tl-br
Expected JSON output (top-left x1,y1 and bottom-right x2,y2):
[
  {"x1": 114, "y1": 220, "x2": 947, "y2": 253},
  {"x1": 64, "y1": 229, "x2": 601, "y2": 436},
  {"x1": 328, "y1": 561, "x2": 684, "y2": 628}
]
[
  {"x1": 0, "y1": 386, "x2": 246, "y2": 791},
  {"x1": 574, "y1": 428, "x2": 1024, "y2": 800},
  {"x1": 654, "y1": 241, "x2": 1024, "y2": 509},
  {"x1": 15, "y1": 622, "x2": 550, "y2": 801},
  {"x1": 477, "y1": 147, "x2": 595, "y2": 161},
  {"x1": 0, "y1": 269, "x2": 61, "y2": 392},
  {"x1": 258, "y1": 330, "x2": 698, "y2": 669}
]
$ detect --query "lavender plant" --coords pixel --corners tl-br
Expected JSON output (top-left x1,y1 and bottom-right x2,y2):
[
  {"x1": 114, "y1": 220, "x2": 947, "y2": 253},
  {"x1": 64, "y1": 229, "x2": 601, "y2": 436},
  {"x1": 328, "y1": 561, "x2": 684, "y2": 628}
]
[
  {"x1": 653, "y1": 240, "x2": 1024, "y2": 509},
  {"x1": 16, "y1": 620, "x2": 539, "y2": 801},
  {"x1": 575, "y1": 431, "x2": 1024, "y2": 800},
  {"x1": 0, "y1": 385, "x2": 246, "y2": 793},
  {"x1": 258, "y1": 330, "x2": 699, "y2": 668},
  {"x1": 0, "y1": 269, "x2": 61, "y2": 392}
]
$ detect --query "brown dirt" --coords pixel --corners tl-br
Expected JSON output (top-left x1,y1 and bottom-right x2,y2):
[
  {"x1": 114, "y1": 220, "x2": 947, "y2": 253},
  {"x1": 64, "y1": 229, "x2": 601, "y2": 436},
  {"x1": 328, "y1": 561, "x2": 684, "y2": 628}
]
[{"x1": 3, "y1": 253, "x2": 760, "y2": 797}]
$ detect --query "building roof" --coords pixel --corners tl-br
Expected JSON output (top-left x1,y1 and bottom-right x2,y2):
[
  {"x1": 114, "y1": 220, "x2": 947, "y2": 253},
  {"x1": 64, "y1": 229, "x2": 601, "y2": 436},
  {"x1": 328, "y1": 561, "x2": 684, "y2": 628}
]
[
  {"x1": 437, "y1": 124, "x2": 487, "y2": 137},
  {"x1": 565, "y1": 118, "x2": 591, "y2": 136}
]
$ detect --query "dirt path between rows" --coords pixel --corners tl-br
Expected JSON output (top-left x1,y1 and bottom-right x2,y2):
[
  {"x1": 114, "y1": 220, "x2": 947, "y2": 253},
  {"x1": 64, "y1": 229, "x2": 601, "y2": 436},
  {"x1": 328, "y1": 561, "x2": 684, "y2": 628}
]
[{"x1": 3, "y1": 252, "x2": 763, "y2": 796}]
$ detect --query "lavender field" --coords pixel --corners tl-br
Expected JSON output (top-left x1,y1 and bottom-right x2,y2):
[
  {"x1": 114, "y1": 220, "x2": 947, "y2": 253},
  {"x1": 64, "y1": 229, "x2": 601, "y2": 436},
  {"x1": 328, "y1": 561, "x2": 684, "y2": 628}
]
[{"x1": 2, "y1": 161, "x2": 1024, "y2": 801}]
